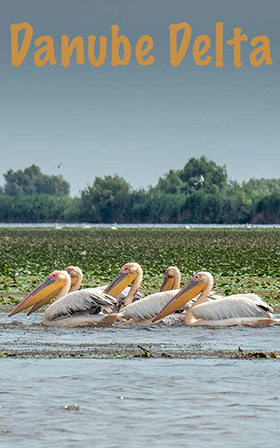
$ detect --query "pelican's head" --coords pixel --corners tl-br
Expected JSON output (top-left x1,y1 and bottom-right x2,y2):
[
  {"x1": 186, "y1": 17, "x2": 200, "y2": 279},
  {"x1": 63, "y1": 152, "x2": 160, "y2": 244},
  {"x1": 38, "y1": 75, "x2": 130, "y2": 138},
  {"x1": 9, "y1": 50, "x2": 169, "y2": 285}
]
[
  {"x1": 8, "y1": 270, "x2": 71, "y2": 317},
  {"x1": 160, "y1": 266, "x2": 181, "y2": 291},
  {"x1": 104, "y1": 262, "x2": 143, "y2": 299},
  {"x1": 65, "y1": 266, "x2": 83, "y2": 291},
  {"x1": 153, "y1": 271, "x2": 213, "y2": 322}
]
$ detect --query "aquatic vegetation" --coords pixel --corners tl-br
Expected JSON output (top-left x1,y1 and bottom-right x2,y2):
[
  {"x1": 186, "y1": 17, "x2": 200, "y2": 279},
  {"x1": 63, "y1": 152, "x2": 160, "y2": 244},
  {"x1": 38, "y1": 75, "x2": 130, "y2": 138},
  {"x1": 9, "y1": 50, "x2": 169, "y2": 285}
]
[{"x1": 0, "y1": 228, "x2": 279, "y2": 306}]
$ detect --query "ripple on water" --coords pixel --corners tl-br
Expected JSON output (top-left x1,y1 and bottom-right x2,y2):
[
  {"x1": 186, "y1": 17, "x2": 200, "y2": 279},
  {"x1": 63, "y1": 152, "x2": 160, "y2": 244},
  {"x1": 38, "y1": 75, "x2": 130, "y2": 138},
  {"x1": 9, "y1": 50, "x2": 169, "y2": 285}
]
[{"x1": 0, "y1": 358, "x2": 280, "y2": 448}]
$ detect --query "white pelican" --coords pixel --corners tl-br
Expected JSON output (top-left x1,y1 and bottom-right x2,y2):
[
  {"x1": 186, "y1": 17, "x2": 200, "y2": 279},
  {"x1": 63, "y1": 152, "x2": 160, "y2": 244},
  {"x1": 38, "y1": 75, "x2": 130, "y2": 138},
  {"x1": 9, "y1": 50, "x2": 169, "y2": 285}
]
[
  {"x1": 65, "y1": 266, "x2": 83, "y2": 291},
  {"x1": 159, "y1": 266, "x2": 181, "y2": 291},
  {"x1": 8, "y1": 263, "x2": 143, "y2": 327},
  {"x1": 153, "y1": 271, "x2": 276, "y2": 327},
  {"x1": 117, "y1": 266, "x2": 184, "y2": 323},
  {"x1": 118, "y1": 266, "x2": 224, "y2": 324},
  {"x1": 65, "y1": 265, "x2": 142, "y2": 305},
  {"x1": 15, "y1": 265, "x2": 84, "y2": 315}
]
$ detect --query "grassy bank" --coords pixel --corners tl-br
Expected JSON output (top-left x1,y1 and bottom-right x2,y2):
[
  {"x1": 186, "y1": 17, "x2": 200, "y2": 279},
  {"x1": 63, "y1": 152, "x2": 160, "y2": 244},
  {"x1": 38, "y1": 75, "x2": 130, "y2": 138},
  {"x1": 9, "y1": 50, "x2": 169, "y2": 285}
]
[{"x1": 0, "y1": 228, "x2": 279, "y2": 307}]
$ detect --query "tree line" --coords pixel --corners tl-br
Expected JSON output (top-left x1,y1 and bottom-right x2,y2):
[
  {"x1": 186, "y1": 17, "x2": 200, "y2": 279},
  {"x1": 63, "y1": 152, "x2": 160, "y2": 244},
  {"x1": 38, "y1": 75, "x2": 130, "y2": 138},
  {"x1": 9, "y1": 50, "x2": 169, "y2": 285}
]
[{"x1": 0, "y1": 158, "x2": 279, "y2": 223}]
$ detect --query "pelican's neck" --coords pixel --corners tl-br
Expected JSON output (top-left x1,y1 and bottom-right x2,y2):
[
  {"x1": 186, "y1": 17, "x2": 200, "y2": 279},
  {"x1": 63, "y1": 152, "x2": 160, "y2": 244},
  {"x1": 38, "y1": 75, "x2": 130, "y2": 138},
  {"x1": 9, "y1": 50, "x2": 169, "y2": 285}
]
[
  {"x1": 56, "y1": 275, "x2": 71, "y2": 301},
  {"x1": 185, "y1": 276, "x2": 213, "y2": 322},
  {"x1": 69, "y1": 274, "x2": 83, "y2": 292},
  {"x1": 122, "y1": 271, "x2": 143, "y2": 307},
  {"x1": 172, "y1": 271, "x2": 181, "y2": 290},
  {"x1": 194, "y1": 279, "x2": 213, "y2": 307}
]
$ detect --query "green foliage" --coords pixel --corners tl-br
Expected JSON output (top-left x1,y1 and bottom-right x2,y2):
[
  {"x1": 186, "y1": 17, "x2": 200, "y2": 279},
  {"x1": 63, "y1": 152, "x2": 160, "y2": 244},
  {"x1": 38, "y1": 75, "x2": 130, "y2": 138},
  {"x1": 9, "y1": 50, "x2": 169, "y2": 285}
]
[
  {"x1": 0, "y1": 157, "x2": 279, "y2": 223},
  {"x1": 3, "y1": 165, "x2": 70, "y2": 196},
  {"x1": 80, "y1": 175, "x2": 132, "y2": 222},
  {"x1": 0, "y1": 195, "x2": 81, "y2": 223},
  {"x1": 0, "y1": 229, "x2": 279, "y2": 305},
  {"x1": 255, "y1": 192, "x2": 280, "y2": 223}
]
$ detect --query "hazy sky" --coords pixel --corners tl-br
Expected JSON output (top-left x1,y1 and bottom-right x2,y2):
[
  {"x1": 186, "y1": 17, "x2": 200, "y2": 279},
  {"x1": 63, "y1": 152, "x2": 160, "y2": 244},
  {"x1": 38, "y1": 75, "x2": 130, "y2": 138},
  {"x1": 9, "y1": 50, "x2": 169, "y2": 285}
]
[{"x1": 1, "y1": 0, "x2": 279, "y2": 195}]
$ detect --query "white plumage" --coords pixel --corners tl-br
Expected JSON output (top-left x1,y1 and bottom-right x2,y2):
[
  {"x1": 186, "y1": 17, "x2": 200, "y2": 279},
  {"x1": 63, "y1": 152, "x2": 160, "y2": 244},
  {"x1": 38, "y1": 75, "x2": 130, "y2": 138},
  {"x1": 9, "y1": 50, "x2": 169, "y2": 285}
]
[
  {"x1": 8, "y1": 263, "x2": 143, "y2": 327},
  {"x1": 119, "y1": 289, "x2": 220, "y2": 324},
  {"x1": 153, "y1": 272, "x2": 276, "y2": 327},
  {"x1": 191, "y1": 294, "x2": 273, "y2": 321},
  {"x1": 119, "y1": 290, "x2": 180, "y2": 323},
  {"x1": 43, "y1": 287, "x2": 119, "y2": 327}
]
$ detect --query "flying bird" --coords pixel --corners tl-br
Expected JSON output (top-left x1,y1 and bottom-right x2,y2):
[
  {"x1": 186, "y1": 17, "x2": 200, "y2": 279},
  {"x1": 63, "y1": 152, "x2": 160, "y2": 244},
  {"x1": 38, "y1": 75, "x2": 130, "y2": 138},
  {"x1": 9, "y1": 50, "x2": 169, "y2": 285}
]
[{"x1": 194, "y1": 175, "x2": 205, "y2": 186}]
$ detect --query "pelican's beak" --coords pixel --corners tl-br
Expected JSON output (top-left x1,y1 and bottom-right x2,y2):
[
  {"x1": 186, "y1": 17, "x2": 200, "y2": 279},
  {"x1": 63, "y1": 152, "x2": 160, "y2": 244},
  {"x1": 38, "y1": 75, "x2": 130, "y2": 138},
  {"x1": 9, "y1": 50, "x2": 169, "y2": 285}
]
[
  {"x1": 152, "y1": 276, "x2": 204, "y2": 322},
  {"x1": 104, "y1": 269, "x2": 137, "y2": 298},
  {"x1": 27, "y1": 291, "x2": 57, "y2": 316},
  {"x1": 8, "y1": 276, "x2": 61, "y2": 317},
  {"x1": 160, "y1": 274, "x2": 173, "y2": 292}
]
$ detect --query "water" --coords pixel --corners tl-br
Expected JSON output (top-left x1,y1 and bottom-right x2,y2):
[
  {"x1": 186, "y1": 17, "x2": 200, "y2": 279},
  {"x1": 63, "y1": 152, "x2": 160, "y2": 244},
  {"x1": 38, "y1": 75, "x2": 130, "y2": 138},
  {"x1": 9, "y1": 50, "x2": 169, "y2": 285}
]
[
  {"x1": 1, "y1": 314, "x2": 280, "y2": 447},
  {"x1": 1, "y1": 357, "x2": 280, "y2": 448},
  {"x1": 0, "y1": 223, "x2": 279, "y2": 228},
  {"x1": 1, "y1": 312, "x2": 280, "y2": 356}
]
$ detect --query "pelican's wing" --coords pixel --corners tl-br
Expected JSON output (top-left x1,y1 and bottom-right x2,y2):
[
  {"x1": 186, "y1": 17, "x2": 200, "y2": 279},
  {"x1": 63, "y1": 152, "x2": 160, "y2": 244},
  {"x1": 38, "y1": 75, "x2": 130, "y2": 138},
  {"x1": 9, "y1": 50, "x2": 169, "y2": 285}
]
[
  {"x1": 120, "y1": 290, "x2": 180, "y2": 322},
  {"x1": 44, "y1": 287, "x2": 118, "y2": 321},
  {"x1": 99, "y1": 285, "x2": 142, "y2": 302},
  {"x1": 192, "y1": 296, "x2": 273, "y2": 321},
  {"x1": 179, "y1": 293, "x2": 216, "y2": 311}
]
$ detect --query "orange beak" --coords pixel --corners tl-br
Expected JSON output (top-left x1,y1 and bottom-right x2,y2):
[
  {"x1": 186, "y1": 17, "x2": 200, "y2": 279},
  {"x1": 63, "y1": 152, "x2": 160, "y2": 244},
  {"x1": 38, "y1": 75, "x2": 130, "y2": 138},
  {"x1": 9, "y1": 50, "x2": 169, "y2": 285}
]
[
  {"x1": 8, "y1": 276, "x2": 60, "y2": 317},
  {"x1": 152, "y1": 277, "x2": 204, "y2": 322}
]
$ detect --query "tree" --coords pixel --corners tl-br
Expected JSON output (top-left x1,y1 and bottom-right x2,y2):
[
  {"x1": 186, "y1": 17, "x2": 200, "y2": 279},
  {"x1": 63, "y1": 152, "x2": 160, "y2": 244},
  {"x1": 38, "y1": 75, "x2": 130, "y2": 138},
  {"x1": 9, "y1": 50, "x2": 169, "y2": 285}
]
[
  {"x1": 179, "y1": 156, "x2": 228, "y2": 194},
  {"x1": 254, "y1": 193, "x2": 280, "y2": 223},
  {"x1": 157, "y1": 170, "x2": 184, "y2": 195},
  {"x1": 3, "y1": 165, "x2": 70, "y2": 196},
  {"x1": 81, "y1": 175, "x2": 132, "y2": 222}
]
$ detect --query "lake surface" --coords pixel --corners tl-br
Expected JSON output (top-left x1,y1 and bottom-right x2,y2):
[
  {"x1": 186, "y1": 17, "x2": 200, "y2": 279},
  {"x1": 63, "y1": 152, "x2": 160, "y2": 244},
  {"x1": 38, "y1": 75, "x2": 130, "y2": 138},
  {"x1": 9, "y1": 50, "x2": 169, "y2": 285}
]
[
  {"x1": 1, "y1": 357, "x2": 280, "y2": 448},
  {"x1": 1, "y1": 314, "x2": 280, "y2": 446},
  {"x1": 1, "y1": 312, "x2": 280, "y2": 356}
]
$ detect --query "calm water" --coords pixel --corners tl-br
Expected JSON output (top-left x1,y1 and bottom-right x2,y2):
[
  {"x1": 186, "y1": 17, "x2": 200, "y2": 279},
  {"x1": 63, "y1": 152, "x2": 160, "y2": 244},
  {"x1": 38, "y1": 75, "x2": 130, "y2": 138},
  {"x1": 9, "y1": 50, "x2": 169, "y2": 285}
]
[
  {"x1": 1, "y1": 314, "x2": 280, "y2": 447},
  {"x1": 1, "y1": 358, "x2": 280, "y2": 448}
]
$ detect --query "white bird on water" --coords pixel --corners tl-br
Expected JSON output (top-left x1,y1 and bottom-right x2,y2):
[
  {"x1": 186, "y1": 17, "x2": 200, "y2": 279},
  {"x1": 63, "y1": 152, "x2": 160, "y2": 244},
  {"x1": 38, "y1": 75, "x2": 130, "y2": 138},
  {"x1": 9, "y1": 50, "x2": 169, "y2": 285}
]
[
  {"x1": 8, "y1": 263, "x2": 143, "y2": 327},
  {"x1": 118, "y1": 267, "x2": 223, "y2": 324},
  {"x1": 152, "y1": 271, "x2": 276, "y2": 327},
  {"x1": 118, "y1": 266, "x2": 184, "y2": 323},
  {"x1": 64, "y1": 265, "x2": 142, "y2": 306}
]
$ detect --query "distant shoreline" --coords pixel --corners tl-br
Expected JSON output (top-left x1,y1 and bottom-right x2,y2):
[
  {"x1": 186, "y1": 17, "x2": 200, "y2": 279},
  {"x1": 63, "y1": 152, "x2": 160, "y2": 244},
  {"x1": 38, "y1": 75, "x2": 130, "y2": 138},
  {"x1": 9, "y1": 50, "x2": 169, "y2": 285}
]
[{"x1": 0, "y1": 223, "x2": 280, "y2": 229}]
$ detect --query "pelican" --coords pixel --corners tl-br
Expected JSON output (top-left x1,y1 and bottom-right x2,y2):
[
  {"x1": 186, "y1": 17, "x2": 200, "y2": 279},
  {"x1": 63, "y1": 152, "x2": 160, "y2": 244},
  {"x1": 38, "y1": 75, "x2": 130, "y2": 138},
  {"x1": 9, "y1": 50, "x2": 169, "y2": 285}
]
[
  {"x1": 159, "y1": 266, "x2": 181, "y2": 291},
  {"x1": 153, "y1": 271, "x2": 276, "y2": 327},
  {"x1": 15, "y1": 265, "x2": 84, "y2": 315},
  {"x1": 65, "y1": 264, "x2": 180, "y2": 308},
  {"x1": 118, "y1": 266, "x2": 223, "y2": 324},
  {"x1": 8, "y1": 263, "x2": 143, "y2": 327},
  {"x1": 117, "y1": 266, "x2": 184, "y2": 323},
  {"x1": 65, "y1": 266, "x2": 83, "y2": 291},
  {"x1": 64, "y1": 265, "x2": 142, "y2": 305}
]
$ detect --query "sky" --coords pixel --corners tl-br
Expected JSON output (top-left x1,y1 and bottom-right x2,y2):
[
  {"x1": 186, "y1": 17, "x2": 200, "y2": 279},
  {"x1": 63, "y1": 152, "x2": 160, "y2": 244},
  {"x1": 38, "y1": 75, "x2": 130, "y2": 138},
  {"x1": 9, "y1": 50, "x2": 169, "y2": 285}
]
[{"x1": 0, "y1": 0, "x2": 280, "y2": 195}]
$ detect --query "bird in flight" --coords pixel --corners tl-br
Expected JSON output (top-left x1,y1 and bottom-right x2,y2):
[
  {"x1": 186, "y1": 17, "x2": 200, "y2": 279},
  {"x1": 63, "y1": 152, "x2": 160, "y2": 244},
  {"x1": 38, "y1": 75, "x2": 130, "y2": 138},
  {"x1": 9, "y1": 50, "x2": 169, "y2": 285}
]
[{"x1": 194, "y1": 175, "x2": 205, "y2": 186}]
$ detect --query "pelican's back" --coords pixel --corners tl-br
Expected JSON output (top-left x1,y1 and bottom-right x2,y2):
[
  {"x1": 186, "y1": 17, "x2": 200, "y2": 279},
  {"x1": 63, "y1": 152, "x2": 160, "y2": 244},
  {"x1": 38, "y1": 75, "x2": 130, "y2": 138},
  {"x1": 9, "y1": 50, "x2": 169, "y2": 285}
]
[
  {"x1": 120, "y1": 289, "x2": 180, "y2": 322},
  {"x1": 192, "y1": 295, "x2": 273, "y2": 321},
  {"x1": 44, "y1": 287, "x2": 118, "y2": 323}
]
